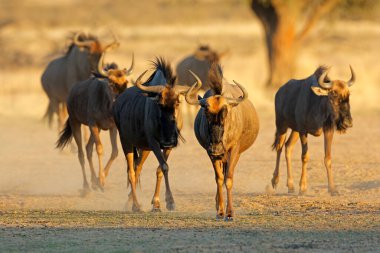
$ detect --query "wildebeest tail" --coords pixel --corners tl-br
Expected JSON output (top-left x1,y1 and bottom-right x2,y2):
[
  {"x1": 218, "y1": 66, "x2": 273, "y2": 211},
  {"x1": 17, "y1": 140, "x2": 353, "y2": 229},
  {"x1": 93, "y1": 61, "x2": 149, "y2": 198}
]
[
  {"x1": 56, "y1": 119, "x2": 73, "y2": 149},
  {"x1": 43, "y1": 101, "x2": 55, "y2": 128},
  {"x1": 271, "y1": 132, "x2": 282, "y2": 151}
]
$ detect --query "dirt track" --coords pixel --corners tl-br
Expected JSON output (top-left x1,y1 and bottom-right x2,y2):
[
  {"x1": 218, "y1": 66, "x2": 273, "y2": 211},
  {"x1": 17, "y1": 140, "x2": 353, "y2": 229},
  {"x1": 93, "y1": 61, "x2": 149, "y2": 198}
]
[{"x1": 1, "y1": 111, "x2": 379, "y2": 252}]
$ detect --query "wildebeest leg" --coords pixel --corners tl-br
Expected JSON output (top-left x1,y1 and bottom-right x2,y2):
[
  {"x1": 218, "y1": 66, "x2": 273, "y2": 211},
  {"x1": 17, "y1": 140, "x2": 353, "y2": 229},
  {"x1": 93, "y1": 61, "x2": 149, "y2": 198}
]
[
  {"x1": 162, "y1": 149, "x2": 175, "y2": 211},
  {"x1": 135, "y1": 150, "x2": 150, "y2": 187},
  {"x1": 127, "y1": 150, "x2": 150, "y2": 205},
  {"x1": 85, "y1": 133, "x2": 99, "y2": 190},
  {"x1": 284, "y1": 131, "x2": 299, "y2": 193},
  {"x1": 103, "y1": 127, "x2": 119, "y2": 178},
  {"x1": 271, "y1": 132, "x2": 287, "y2": 189},
  {"x1": 151, "y1": 149, "x2": 171, "y2": 212},
  {"x1": 71, "y1": 120, "x2": 90, "y2": 196},
  {"x1": 299, "y1": 133, "x2": 309, "y2": 195},
  {"x1": 126, "y1": 151, "x2": 141, "y2": 212},
  {"x1": 212, "y1": 159, "x2": 224, "y2": 219},
  {"x1": 225, "y1": 147, "x2": 240, "y2": 221},
  {"x1": 89, "y1": 126, "x2": 105, "y2": 190},
  {"x1": 324, "y1": 128, "x2": 338, "y2": 196}
]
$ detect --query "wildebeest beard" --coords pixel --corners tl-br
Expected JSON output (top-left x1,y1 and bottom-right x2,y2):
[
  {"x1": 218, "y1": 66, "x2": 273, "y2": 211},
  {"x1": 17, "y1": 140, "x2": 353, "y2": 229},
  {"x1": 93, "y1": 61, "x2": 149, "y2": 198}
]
[
  {"x1": 158, "y1": 107, "x2": 179, "y2": 149},
  {"x1": 325, "y1": 97, "x2": 353, "y2": 134},
  {"x1": 111, "y1": 82, "x2": 127, "y2": 95},
  {"x1": 206, "y1": 108, "x2": 226, "y2": 159},
  {"x1": 335, "y1": 100, "x2": 353, "y2": 133},
  {"x1": 208, "y1": 123, "x2": 225, "y2": 159}
]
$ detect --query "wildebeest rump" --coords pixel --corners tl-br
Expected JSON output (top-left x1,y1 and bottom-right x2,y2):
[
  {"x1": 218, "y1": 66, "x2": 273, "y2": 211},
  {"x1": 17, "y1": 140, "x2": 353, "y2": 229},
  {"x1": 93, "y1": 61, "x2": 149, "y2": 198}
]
[
  {"x1": 271, "y1": 66, "x2": 355, "y2": 196},
  {"x1": 186, "y1": 63, "x2": 259, "y2": 220},
  {"x1": 176, "y1": 45, "x2": 227, "y2": 125},
  {"x1": 41, "y1": 31, "x2": 119, "y2": 132},
  {"x1": 56, "y1": 51, "x2": 133, "y2": 195},
  {"x1": 113, "y1": 58, "x2": 197, "y2": 212},
  {"x1": 176, "y1": 45, "x2": 227, "y2": 90}
]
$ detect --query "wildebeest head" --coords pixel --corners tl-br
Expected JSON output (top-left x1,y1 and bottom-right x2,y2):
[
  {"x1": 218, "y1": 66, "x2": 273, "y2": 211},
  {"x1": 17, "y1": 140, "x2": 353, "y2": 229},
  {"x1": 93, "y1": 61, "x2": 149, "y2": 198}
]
[
  {"x1": 311, "y1": 66, "x2": 356, "y2": 132},
  {"x1": 96, "y1": 51, "x2": 133, "y2": 96},
  {"x1": 194, "y1": 45, "x2": 228, "y2": 64},
  {"x1": 70, "y1": 31, "x2": 120, "y2": 71},
  {"x1": 134, "y1": 58, "x2": 198, "y2": 148},
  {"x1": 185, "y1": 63, "x2": 247, "y2": 158}
]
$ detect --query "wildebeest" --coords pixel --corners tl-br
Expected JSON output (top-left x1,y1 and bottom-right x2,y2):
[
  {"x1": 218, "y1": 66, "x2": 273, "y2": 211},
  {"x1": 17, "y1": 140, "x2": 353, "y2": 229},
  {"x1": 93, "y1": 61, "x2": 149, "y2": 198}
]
[
  {"x1": 271, "y1": 66, "x2": 355, "y2": 196},
  {"x1": 113, "y1": 58, "x2": 196, "y2": 212},
  {"x1": 176, "y1": 45, "x2": 227, "y2": 125},
  {"x1": 56, "y1": 51, "x2": 133, "y2": 195},
  {"x1": 186, "y1": 63, "x2": 259, "y2": 220},
  {"x1": 41, "y1": 31, "x2": 119, "y2": 132},
  {"x1": 176, "y1": 45, "x2": 227, "y2": 90}
]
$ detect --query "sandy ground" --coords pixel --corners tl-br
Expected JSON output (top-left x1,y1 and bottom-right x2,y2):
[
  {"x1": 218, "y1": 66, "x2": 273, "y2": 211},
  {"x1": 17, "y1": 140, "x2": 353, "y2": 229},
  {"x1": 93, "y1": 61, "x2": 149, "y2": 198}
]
[
  {"x1": 1, "y1": 2, "x2": 380, "y2": 251},
  {"x1": 0, "y1": 110, "x2": 379, "y2": 252}
]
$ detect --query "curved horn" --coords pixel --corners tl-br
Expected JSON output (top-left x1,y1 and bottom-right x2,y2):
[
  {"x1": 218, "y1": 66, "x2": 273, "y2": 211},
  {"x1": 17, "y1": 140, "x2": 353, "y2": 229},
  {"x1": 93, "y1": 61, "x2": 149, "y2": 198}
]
[
  {"x1": 224, "y1": 80, "x2": 248, "y2": 106},
  {"x1": 185, "y1": 70, "x2": 203, "y2": 105},
  {"x1": 134, "y1": 70, "x2": 165, "y2": 93},
  {"x1": 103, "y1": 31, "x2": 120, "y2": 51},
  {"x1": 126, "y1": 53, "x2": 134, "y2": 75},
  {"x1": 97, "y1": 51, "x2": 108, "y2": 77},
  {"x1": 73, "y1": 32, "x2": 94, "y2": 47},
  {"x1": 318, "y1": 67, "x2": 333, "y2": 89},
  {"x1": 347, "y1": 65, "x2": 355, "y2": 87}
]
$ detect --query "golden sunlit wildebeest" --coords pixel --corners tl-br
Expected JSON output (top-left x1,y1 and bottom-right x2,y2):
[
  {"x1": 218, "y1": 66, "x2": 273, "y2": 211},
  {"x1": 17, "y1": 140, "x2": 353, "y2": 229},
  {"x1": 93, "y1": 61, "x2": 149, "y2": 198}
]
[
  {"x1": 41, "y1": 31, "x2": 119, "y2": 132},
  {"x1": 56, "y1": 51, "x2": 133, "y2": 195},
  {"x1": 113, "y1": 58, "x2": 197, "y2": 212},
  {"x1": 271, "y1": 66, "x2": 355, "y2": 196},
  {"x1": 176, "y1": 45, "x2": 228, "y2": 125},
  {"x1": 186, "y1": 63, "x2": 259, "y2": 220}
]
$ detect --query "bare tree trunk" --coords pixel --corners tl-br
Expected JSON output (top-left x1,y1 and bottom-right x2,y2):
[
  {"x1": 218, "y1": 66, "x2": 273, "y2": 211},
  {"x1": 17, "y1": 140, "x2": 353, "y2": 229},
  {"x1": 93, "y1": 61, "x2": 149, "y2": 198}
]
[{"x1": 251, "y1": 0, "x2": 340, "y2": 89}]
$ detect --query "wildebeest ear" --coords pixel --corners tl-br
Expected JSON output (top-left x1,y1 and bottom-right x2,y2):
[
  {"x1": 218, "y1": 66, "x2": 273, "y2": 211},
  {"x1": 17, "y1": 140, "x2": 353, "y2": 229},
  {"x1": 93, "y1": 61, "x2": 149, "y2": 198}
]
[
  {"x1": 177, "y1": 94, "x2": 184, "y2": 103},
  {"x1": 200, "y1": 98, "x2": 207, "y2": 107},
  {"x1": 311, "y1": 86, "x2": 329, "y2": 96}
]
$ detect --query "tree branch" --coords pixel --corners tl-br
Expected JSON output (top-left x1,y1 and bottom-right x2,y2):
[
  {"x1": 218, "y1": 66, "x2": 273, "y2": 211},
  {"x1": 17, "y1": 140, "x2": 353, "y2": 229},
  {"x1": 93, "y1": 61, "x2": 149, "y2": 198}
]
[{"x1": 297, "y1": 0, "x2": 340, "y2": 41}]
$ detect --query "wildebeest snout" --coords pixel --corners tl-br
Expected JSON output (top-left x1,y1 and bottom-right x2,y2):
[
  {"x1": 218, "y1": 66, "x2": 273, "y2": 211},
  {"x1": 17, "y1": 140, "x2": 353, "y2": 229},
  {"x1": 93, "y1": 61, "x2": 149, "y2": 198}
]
[{"x1": 207, "y1": 143, "x2": 224, "y2": 158}]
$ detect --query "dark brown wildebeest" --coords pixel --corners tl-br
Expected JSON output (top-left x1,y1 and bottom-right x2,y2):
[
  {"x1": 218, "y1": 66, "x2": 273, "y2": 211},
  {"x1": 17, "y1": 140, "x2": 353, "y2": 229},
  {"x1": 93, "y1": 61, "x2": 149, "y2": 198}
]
[
  {"x1": 186, "y1": 63, "x2": 259, "y2": 220},
  {"x1": 113, "y1": 58, "x2": 196, "y2": 212},
  {"x1": 271, "y1": 66, "x2": 355, "y2": 196},
  {"x1": 176, "y1": 45, "x2": 228, "y2": 125},
  {"x1": 176, "y1": 45, "x2": 227, "y2": 90},
  {"x1": 41, "y1": 31, "x2": 119, "y2": 132},
  {"x1": 56, "y1": 51, "x2": 133, "y2": 195}
]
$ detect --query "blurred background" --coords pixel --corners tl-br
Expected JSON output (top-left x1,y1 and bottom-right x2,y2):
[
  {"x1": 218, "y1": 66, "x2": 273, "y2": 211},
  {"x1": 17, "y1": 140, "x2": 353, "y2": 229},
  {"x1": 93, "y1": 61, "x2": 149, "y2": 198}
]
[{"x1": 1, "y1": 0, "x2": 379, "y2": 117}]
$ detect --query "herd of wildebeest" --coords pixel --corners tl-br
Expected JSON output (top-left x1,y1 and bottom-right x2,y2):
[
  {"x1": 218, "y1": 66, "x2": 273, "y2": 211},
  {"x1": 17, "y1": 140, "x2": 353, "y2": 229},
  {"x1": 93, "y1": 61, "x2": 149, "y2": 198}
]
[{"x1": 41, "y1": 31, "x2": 355, "y2": 220}]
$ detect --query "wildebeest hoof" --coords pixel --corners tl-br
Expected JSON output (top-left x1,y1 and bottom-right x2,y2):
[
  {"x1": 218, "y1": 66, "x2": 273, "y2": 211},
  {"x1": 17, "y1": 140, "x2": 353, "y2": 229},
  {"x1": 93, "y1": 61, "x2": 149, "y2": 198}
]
[
  {"x1": 166, "y1": 202, "x2": 176, "y2": 211},
  {"x1": 224, "y1": 216, "x2": 234, "y2": 222},
  {"x1": 299, "y1": 190, "x2": 307, "y2": 196},
  {"x1": 151, "y1": 207, "x2": 161, "y2": 213},
  {"x1": 271, "y1": 178, "x2": 278, "y2": 189},
  {"x1": 132, "y1": 204, "x2": 142, "y2": 213},
  {"x1": 216, "y1": 214, "x2": 224, "y2": 221}
]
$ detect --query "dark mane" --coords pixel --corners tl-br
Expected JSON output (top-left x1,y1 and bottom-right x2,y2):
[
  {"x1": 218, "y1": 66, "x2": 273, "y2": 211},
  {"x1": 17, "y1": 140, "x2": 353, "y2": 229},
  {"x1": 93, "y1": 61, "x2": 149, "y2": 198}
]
[
  {"x1": 208, "y1": 62, "x2": 223, "y2": 95},
  {"x1": 313, "y1": 65, "x2": 330, "y2": 81},
  {"x1": 144, "y1": 57, "x2": 176, "y2": 87},
  {"x1": 64, "y1": 32, "x2": 98, "y2": 56},
  {"x1": 199, "y1": 45, "x2": 210, "y2": 51}
]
